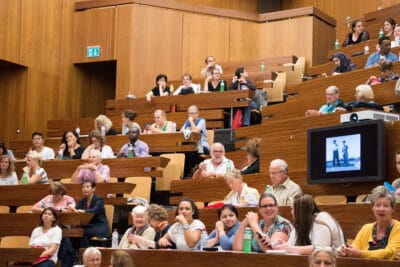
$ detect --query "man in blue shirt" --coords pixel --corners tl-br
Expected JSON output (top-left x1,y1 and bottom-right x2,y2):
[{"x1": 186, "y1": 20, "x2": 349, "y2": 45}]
[
  {"x1": 305, "y1": 85, "x2": 345, "y2": 117},
  {"x1": 365, "y1": 36, "x2": 398, "y2": 68}
]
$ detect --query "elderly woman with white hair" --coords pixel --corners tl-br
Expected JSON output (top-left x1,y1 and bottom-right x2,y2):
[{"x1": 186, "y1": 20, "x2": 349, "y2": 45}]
[
  {"x1": 119, "y1": 205, "x2": 156, "y2": 249},
  {"x1": 339, "y1": 84, "x2": 384, "y2": 111},
  {"x1": 224, "y1": 169, "x2": 260, "y2": 207},
  {"x1": 22, "y1": 150, "x2": 49, "y2": 184},
  {"x1": 78, "y1": 247, "x2": 101, "y2": 267},
  {"x1": 71, "y1": 149, "x2": 110, "y2": 183}
]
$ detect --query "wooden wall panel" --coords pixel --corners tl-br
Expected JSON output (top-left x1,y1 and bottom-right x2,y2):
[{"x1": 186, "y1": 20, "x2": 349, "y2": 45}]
[
  {"x1": 73, "y1": 7, "x2": 116, "y2": 63},
  {"x1": 0, "y1": 0, "x2": 21, "y2": 63},
  {"x1": 179, "y1": 0, "x2": 259, "y2": 13},
  {"x1": 115, "y1": 5, "x2": 183, "y2": 99},
  {"x1": 313, "y1": 16, "x2": 336, "y2": 66},
  {"x1": 229, "y1": 19, "x2": 260, "y2": 62},
  {"x1": 259, "y1": 17, "x2": 313, "y2": 67},
  {"x1": 181, "y1": 13, "x2": 230, "y2": 79}
]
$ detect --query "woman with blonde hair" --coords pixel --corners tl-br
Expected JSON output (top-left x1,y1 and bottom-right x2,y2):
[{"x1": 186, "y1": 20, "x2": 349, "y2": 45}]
[
  {"x1": 0, "y1": 155, "x2": 18, "y2": 185},
  {"x1": 339, "y1": 84, "x2": 383, "y2": 111},
  {"x1": 224, "y1": 169, "x2": 260, "y2": 207},
  {"x1": 94, "y1": 114, "x2": 117, "y2": 136},
  {"x1": 22, "y1": 151, "x2": 48, "y2": 184},
  {"x1": 110, "y1": 250, "x2": 135, "y2": 267},
  {"x1": 31, "y1": 181, "x2": 76, "y2": 213}
]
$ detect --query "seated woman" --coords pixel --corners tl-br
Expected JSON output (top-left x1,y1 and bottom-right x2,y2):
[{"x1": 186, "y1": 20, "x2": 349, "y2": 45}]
[
  {"x1": 233, "y1": 193, "x2": 293, "y2": 252},
  {"x1": 224, "y1": 169, "x2": 260, "y2": 207},
  {"x1": 81, "y1": 130, "x2": 115, "y2": 159},
  {"x1": 0, "y1": 155, "x2": 18, "y2": 185},
  {"x1": 366, "y1": 61, "x2": 399, "y2": 85},
  {"x1": 122, "y1": 109, "x2": 142, "y2": 135},
  {"x1": 22, "y1": 151, "x2": 49, "y2": 184},
  {"x1": 148, "y1": 109, "x2": 175, "y2": 133},
  {"x1": 309, "y1": 246, "x2": 337, "y2": 267},
  {"x1": 71, "y1": 149, "x2": 110, "y2": 183},
  {"x1": 273, "y1": 193, "x2": 345, "y2": 255},
  {"x1": 173, "y1": 74, "x2": 200, "y2": 95},
  {"x1": 158, "y1": 198, "x2": 206, "y2": 251},
  {"x1": 200, "y1": 55, "x2": 223, "y2": 78},
  {"x1": 146, "y1": 74, "x2": 170, "y2": 102},
  {"x1": 339, "y1": 84, "x2": 384, "y2": 111},
  {"x1": 94, "y1": 114, "x2": 117, "y2": 136},
  {"x1": 342, "y1": 19, "x2": 370, "y2": 47},
  {"x1": 59, "y1": 130, "x2": 85, "y2": 159},
  {"x1": 0, "y1": 142, "x2": 15, "y2": 160},
  {"x1": 323, "y1": 52, "x2": 356, "y2": 77},
  {"x1": 204, "y1": 68, "x2": 227, "y2": 92},
  {"x1": 207, "y1": 204, "x2": 240, "y2": 251},
  {"x1": 67, "y1": 180, "x2": 110, "y2": 247},
  {"x1": 31, "y1": 181, "x2": 76, "y2": 213},
  {"x1": 337, "y1": 186, "x2": 400, "y2": 260},
  {"x1": 241, "y1": 137, "x2": 260, "y2": 175},
  {"x1": 29, "y1": 207, "x2": 62, "y2": 267},
  {"x1": 143, "y1": 204, "x2": 175, "y2": 249},
  {"x1": 228, "y1": 67, "x2": 257, "y2": 127},
  {"x1": 119, "y1": 205, "x2": 156, "y2": 249},
  {"x1": 392, "y1": 149, "x2": 400, "y2": 200},
  {"x1": 383, "y1": 18, "x2": 396, "y2": 37}
]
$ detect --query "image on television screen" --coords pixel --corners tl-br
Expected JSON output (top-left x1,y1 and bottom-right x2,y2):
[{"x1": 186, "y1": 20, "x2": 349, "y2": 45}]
[{"x1": 325, "y1": 134, "x2": 361, "y2": 172}]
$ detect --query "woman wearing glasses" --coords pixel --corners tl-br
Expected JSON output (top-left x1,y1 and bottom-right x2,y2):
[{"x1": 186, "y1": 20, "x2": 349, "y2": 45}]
[
  {"x1": 273, "y1": 193, "x2": 345, "y2": 255},
  {"x1": 232, "y1": 193, "x2": 292, "y2": 252}
]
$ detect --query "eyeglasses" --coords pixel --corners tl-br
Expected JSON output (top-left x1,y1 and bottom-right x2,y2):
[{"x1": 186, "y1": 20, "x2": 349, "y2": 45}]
[
  {"x1": 259, "y1": 204, "x2": 277, "y2": 209},
  {"x1": 269, "y1": 171, "x2": 283, "y2": 176}
]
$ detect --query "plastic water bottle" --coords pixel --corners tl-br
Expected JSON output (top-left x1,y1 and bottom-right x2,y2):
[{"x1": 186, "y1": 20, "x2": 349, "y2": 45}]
[
  {"x1": 112, "y1": 229, "x2": 119, "y2": 248},
  {"x1": 100, "y1": 126, "x2": 106, "y2": 137},
  {"x1": 260, "y1": 62, "x2": 266, "y2": 72},
  {"x1": 127, "y1": 143, "x2": 134, "y2": 158},
  {"x1": 243, "y1": 227, "x2": 252, "y2": 253},
  {"x1": 200, "y1": 229, "x2": 208, "y2": 250},
  {"x1": 364, "y1": 45, "x2": 369, "y2": 55},
  {"x1": 170, "y1": 84, "x2": 174, "y2": 95},
  {"x1": 21, "y1": 170, "x2": 29, "y2": 185},
  {"x1": 265, "y1": 185, "x2": 273, "y2": 194},
  {"x1": 379, "y1": 28, "x2": 384, "y2": 38},
  {"x1": 75, "y1": 126, "x2": 80, "y2": 136},
  {"x1": 220, "y1": 80, "x2": 225, "y2": 91},
  {"x1": 58, "y1": 149, "x2": 63, "y2": 160},
  {"x1": 334, "y1": 39, "x2": 339, "y2": 49},
  {"x1": 226, "y1": 161, "x2": 232, "y2": 172}
]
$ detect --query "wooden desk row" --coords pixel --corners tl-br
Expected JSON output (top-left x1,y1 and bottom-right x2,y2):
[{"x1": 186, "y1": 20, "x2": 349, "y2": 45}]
[
  {"x1": 0, "y1": 183, "x2": 135, "y2": 206},
  {"x1": 106, "y1": 90, "x2": 252, "y2": 116},
  {"x1": 74, "y1": 248, "x2": 398, "y2": 267},
  {"x1": 46, "y1": 110, "x2": 224, "y2": 138},
  {"x1": 0, "y1": 213, "x2": 93, "y2": 237},
  {"x1": 12, "y1": 156, "x2": 169, "y2": 181},
  {"x1": 10, "y1": 132, "x2": 200, "y2": 159}
]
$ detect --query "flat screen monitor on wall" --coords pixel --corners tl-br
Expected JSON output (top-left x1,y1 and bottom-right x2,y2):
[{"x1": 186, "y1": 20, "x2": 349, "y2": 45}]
[{"x1": 307, "y1": 120, "x2": 385, "y2": 184}]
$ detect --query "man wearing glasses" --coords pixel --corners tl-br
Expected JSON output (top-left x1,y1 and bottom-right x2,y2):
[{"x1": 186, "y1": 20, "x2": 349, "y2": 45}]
[{"x1": 267, "y1": 159, "x2": 302, "y2": 206}]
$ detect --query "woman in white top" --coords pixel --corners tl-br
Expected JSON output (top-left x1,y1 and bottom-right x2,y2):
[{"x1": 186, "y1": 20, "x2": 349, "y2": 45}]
[
  {"x1": 224, "y1": 169, "x2": 260, "y2": 207},
  {"x1": 0, "y1": 155, "x2": 18, "y2": 185},
  {"x1": 82, "y1": 130, "x2": 114, "y2": 159},
  {"x1": 29, "y1": 207, "x2": 62, "y2": 266},
  {"x1": 273, "y1": 193, "x2": 345, "y2": 255},
  {"x1": 22, "y1": 151, "x2": 49, "y2": 184},
  {"x1": 158, "y1": 198, "x2": 205, "y2": 250}
]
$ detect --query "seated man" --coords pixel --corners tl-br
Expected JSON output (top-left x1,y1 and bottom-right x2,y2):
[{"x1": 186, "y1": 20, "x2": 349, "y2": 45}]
[
  {"x1": 71, "y1": 149, "x2": 110, "y2": 183},
  {"x1": 30, "y1": 131, "x2": 55, "y2": 160},
  {"x1": 305, "y1": 86, "x2": 345, "y2": 117},
  {"x1": 266, "y1": 159, "x2": 302, "y2": 206},
  {"x1": 192, "y1": 142, "x2": 234, "y2": 179},
  {"x1": 173, "y1": 74, "x2": 200, "y2": 95},
  {"x1": 117, "y1": 127, "x2": 149, "y2": 158},
  {"x1": 366, "y1": 60, "x2": 400, "y2": 85},
  {"x1": 200, "y1": 55, "x2": 223, "y2": 78},
  {"x1": 180, "y1": 105, "x2": 210, "y2": 177},
  {"x1": 365, "y1": 36, "x2": 398, "y2": 68}
]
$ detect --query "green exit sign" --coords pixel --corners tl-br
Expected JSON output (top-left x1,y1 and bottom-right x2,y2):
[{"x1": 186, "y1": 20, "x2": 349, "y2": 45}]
[{"x1": 87, "y1": 45, "x2": 100, "y2": 58}]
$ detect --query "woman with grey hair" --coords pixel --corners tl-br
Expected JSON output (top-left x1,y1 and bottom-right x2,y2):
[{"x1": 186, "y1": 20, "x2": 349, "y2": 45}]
[
  {"x1": 77, "y1": 247, "x2": 101, "y2": 267},
  {"x1": 309, "y1": 246, "x2": 336, "y2": 267},
  {"x1": 119, "y1": 205, "x2": 156, "y2": 249},
  {"x1": 337, "y1": 185, "x2": 400, "y2": 260},
  {"x1": 223, "y1": 169, "x2": 260, "y2": 207}
]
